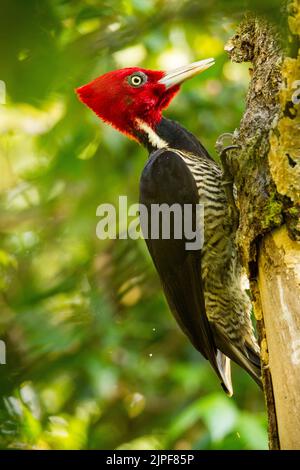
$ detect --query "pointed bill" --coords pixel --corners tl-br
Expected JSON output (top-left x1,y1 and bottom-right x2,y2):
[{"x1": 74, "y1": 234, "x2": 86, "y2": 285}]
[{"x1": 158, "y1": 58, "x2": 215, "y2": 88}]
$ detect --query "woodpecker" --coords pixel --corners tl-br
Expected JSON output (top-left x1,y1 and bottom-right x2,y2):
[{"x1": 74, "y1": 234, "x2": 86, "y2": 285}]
[{"x1": 76, "y1": 59, "x2": 262, "y2": 395}]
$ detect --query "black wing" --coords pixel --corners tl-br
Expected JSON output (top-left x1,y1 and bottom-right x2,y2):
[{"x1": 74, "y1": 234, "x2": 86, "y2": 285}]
[{"x1": 140, "y1": 149, "x2": 232, "y2": 394}]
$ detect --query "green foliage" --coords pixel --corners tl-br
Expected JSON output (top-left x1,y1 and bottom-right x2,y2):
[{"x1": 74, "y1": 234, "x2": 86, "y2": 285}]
[{"x1": 0, "y1": 0, "x2": 267, "y2": 450}]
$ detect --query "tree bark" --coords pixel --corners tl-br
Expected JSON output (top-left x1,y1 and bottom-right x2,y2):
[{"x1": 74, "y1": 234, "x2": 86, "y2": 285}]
[
  {"x1": 224, "y1": 2, "x2": 300, "y2": 450},
  {"x1": 259, "y1": 227, "x2": 300, "y2": 449}
]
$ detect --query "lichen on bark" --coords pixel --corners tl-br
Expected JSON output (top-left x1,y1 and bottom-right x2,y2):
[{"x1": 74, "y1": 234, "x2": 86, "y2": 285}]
[
  {"x1": 268, "y1": 0, "x2": 300, "y2": 239},
  {"x1": 225, "y1": 14, "x2": 285, "y2": 271}
]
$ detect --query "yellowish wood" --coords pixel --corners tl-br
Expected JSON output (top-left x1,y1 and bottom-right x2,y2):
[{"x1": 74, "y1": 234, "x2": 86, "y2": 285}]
[{"x1": 258, "y1": 226, "x2": 300, "y2": 449}]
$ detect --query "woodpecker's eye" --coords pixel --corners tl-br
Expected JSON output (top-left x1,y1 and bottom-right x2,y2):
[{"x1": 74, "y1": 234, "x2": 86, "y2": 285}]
[{"x1": 128, "y1": 72, "x2": 147, "y2": 88}]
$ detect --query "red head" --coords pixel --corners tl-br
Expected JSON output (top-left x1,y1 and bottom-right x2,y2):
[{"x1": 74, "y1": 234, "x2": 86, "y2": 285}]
[{"x1": 76, "y1": 59, "x2": 214, "y2": 141}]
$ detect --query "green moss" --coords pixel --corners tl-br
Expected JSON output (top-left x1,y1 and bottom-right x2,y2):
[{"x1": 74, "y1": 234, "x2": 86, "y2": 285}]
[
  {"x1": 262, "y1": 193, "x2": 283, "y2": 229},
  {"x1": 288, "y1": 206, "x2": 299, "y2": 217}
]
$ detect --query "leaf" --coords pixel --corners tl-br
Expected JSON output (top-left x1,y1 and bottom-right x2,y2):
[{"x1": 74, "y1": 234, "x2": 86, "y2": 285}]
[{"x1": 168, "y1": 393, "x2": 238, "y2": 444}]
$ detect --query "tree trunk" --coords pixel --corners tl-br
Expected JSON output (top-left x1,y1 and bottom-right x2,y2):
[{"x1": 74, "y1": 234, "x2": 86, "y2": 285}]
[
  {"x1": 259, "y1": 227, "x2": 300, "y2": 449},
  {"x1": 224, "y1": 2, "x2": 300, "y2": 450}
]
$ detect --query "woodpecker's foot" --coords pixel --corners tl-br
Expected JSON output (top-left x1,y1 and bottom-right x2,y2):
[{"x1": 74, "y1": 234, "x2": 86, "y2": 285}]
[{"x1": 217, "y1": 139, "x2": 240, "y2": 232}]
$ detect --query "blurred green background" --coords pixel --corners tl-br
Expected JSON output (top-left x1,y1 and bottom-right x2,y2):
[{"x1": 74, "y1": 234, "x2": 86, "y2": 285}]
[{"x1": 0, "y1": 0, "x2": 274, "y2": 450}]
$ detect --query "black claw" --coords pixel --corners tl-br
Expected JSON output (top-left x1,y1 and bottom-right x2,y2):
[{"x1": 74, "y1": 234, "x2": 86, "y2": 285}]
[{"x1": 220, "y1": 144, "x2": 241, "y2": 161}]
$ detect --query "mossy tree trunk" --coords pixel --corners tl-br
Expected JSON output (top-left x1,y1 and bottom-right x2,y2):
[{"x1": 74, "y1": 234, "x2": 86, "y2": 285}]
[{"x1": 224, "y1": 2, "x2": 300, "y2": 450}]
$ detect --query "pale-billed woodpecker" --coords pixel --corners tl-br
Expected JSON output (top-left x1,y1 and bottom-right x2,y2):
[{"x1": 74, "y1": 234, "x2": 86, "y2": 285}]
[{"x1": 76, "y1": 58, "x2": 261, "y2": 395}]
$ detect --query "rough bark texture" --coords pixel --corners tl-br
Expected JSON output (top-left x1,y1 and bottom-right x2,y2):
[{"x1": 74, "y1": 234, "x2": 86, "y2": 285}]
[
  {"x1": 259, "y1": 227, "x2": 300, "y2": 449},
  {"x1": 224, "y1": 2, "x2": 300, "y2": 450}
]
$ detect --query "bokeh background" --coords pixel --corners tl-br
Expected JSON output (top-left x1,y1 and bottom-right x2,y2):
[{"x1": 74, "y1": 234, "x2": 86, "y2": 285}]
[{"x1": 0, "y1": 0, "x2": 281, "y2": 450}]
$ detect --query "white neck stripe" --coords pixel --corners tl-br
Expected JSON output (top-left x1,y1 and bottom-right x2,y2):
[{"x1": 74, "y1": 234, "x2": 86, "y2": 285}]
[{"x1": 135, "y1": 119, "x2": 168, "y2": 149}]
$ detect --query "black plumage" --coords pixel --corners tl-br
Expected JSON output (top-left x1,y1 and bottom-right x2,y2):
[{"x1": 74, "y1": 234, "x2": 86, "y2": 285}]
[{"x1": 139, "y1": 118, "x2": 262, "y2": 395}]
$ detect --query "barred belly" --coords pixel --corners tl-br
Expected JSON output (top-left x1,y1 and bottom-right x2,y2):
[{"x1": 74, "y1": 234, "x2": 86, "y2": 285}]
[{"x1": 175, "y1": 150, "x2": 254, "y2": 346}]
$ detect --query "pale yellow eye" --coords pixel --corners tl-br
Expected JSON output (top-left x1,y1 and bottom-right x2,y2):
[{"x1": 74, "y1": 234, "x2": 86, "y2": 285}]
[
  {"x1": 131, "y1": 76, "x2": 142, "y2": 86},
  {"x1": 128, "y1": 72, "x2": 147, "y2": 88}
]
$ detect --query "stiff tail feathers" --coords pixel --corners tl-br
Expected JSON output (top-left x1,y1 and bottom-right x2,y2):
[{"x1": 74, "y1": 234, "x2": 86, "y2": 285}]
[{"x1": 216, "y1": 350, "x2": 233, "y2": 397}]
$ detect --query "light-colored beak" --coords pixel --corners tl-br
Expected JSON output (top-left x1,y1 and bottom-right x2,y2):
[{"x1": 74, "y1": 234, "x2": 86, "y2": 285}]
[{"x1": 158, "y1": 58, "x2": 215, "y2": 88}]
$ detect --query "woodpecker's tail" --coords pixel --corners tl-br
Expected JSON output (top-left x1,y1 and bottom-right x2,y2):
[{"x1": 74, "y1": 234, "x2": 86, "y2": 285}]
[
  {"x1": 227, "y1": 342, "x2": 262, "y2": 390},
  {"x1": 216, "y1": 350, "x2": 233, "y2": 397},
  {"x1": 212, "y1": 326, "x2": 262, "y2": 392}
]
